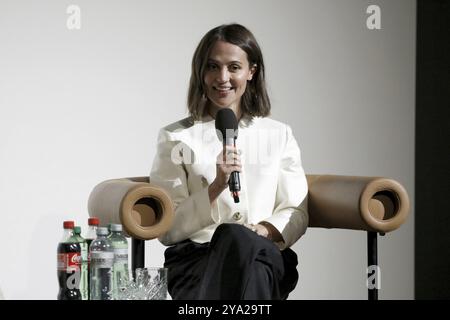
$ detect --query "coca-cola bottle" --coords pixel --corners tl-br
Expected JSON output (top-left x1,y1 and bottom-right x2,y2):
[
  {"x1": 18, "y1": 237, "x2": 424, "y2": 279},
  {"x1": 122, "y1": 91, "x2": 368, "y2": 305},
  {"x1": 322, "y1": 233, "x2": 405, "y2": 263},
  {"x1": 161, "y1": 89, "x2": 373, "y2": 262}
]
[{"x1": 57, "y1": 221, "x2": 82, "y2": 300}]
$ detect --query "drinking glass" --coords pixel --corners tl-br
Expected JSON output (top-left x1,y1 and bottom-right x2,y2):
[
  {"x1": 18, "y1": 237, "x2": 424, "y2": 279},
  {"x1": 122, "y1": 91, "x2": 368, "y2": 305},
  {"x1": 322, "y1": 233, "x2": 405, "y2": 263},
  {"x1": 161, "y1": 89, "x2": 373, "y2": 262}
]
[{"x1": 115, "y1": 267, "x2": 168, "y2": 300}]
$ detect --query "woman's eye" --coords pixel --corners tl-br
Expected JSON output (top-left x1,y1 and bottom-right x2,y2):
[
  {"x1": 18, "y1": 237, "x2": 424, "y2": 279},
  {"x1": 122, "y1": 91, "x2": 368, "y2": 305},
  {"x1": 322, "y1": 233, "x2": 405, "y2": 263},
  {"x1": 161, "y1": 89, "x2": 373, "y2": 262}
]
[
  {"x1": 230, "y1": 64, "x2": 241, "y2": 71},
  {"x1": 207, "y1": 63, "x2": 217, "y2": 70}
]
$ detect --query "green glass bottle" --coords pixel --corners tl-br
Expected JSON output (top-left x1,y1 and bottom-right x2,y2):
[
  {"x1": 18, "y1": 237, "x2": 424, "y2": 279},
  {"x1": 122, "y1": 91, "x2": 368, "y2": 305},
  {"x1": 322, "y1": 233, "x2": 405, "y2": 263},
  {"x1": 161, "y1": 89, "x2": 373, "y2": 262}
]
[{"x1": 73, "y1": 226, "x2": 89, "y2": 300}]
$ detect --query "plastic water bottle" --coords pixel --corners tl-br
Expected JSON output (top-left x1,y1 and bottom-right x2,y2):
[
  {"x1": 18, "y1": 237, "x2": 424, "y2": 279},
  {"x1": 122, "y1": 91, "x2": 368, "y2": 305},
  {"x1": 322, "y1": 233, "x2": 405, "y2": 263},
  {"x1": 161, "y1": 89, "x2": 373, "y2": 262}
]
[
  {"x1": 89, "y1": 227, "x2": 113, "y2": 300},
  {"x1": 57, "y1": 221, "x2": 81, "y2": 300},
  {"x1": 108, "y1": 224, "x2": 129, "y2": 300},
  {"x1": 73, "y1": 226, "x2": 88, "y2": 300}
]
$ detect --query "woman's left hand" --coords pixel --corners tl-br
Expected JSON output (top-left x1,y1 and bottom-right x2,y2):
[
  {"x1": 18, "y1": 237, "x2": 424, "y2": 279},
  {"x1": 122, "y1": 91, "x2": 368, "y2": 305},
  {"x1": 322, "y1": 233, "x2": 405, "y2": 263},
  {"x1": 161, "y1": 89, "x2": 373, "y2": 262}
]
[
  {"x1": 244, "y1": 222, "x2": 283, "y2": 242},
  {"x1": 244, "y1": 223, "x2": 270, "y2": 239}
]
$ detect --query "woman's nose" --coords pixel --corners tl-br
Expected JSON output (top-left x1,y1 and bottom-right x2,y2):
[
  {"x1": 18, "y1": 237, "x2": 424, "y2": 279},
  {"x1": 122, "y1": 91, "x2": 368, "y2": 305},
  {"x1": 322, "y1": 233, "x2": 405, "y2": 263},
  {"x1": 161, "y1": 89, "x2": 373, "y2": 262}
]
[{"x1": 216, "y1": 67, "x2": 230, "y2": 83}]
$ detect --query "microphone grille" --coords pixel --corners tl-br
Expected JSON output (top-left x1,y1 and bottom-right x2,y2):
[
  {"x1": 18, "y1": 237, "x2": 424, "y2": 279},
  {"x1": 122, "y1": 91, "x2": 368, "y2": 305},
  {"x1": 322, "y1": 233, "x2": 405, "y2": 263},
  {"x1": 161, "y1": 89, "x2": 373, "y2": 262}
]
[{"x1": 215, "y1": 108, "x2": 238, "y2": 141}]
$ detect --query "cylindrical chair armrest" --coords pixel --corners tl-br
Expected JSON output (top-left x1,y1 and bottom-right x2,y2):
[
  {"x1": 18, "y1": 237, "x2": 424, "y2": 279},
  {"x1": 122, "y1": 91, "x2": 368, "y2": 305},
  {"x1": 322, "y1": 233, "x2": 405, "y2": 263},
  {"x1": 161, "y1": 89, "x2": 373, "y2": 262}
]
[
  {"x1": 88, "y1": 177, "x2": 174, "y2": 240},
  {"x1": 306, "y1": 175, "x2": 410, "y2": 233}
]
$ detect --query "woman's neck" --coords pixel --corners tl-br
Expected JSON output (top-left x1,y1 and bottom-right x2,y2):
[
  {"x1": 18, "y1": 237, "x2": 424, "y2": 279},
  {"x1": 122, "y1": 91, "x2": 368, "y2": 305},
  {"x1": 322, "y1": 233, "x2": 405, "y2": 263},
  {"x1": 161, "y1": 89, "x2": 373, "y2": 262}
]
[{"x1": 206, "y1": 102, "x2": 242, "y2": 121}]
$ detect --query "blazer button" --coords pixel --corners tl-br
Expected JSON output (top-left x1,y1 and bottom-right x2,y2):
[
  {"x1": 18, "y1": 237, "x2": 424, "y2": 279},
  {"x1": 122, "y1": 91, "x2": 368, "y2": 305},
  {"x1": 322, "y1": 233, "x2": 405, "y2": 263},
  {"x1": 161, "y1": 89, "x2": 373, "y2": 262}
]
[{"x1": 232, "y1": 212, "x2": 242, "y2": 221}]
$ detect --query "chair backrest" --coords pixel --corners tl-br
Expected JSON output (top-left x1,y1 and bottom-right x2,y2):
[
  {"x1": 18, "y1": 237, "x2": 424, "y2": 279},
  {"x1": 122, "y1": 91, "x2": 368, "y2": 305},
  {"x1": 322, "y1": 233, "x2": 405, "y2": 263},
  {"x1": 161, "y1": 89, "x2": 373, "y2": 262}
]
[{"x1": 88, "y1": 174, "x2": 410, "y2": 240}]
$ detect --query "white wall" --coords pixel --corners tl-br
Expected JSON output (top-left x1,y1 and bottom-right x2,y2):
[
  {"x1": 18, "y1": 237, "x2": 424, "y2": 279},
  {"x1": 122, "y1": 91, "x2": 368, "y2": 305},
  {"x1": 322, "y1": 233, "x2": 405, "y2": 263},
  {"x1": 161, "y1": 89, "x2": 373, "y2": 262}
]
[{"x1": 0, "y1": 0, "x2": 415, "y2": 299}]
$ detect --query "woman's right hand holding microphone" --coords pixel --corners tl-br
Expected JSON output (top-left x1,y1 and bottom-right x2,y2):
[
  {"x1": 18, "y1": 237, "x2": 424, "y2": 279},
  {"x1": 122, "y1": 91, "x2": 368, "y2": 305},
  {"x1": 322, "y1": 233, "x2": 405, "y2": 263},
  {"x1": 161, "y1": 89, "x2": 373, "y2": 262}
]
[{"x1": 208, "y1": 145, "x2": 241, "y2": 202}]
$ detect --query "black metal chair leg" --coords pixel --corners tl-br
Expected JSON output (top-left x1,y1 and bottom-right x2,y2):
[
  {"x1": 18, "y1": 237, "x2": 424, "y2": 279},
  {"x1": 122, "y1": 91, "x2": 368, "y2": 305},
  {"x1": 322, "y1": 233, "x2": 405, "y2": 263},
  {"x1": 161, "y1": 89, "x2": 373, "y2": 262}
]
[
  {"x1": 131, "y1": 238, "x2": 145, "y2": 280},
  {"x1": 367, "y1": 231, "x2": 379, "y2": 300}
]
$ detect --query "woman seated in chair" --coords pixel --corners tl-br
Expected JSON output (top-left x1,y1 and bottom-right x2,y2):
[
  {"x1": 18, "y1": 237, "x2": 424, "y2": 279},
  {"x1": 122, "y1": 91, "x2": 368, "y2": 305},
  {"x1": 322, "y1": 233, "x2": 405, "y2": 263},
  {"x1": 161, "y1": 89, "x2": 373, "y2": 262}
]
[{"x1": 150, "y1": 23, "x2": 308, "y2": 300}]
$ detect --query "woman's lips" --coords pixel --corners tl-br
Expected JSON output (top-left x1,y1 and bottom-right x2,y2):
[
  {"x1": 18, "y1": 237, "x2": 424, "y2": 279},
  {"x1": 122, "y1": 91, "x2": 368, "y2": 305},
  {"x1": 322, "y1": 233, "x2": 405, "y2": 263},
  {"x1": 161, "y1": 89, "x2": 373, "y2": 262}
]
[{"x1": 214, "y1": 87, "x2": 233, "y2": 97}]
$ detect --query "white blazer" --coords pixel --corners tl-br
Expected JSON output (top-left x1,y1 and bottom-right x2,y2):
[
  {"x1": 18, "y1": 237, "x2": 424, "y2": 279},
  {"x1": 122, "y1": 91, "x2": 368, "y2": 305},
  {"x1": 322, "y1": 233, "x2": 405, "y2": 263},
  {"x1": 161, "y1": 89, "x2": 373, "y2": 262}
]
[{"x1": 150, "y1": 114, "x2": 308, "y2": 250}]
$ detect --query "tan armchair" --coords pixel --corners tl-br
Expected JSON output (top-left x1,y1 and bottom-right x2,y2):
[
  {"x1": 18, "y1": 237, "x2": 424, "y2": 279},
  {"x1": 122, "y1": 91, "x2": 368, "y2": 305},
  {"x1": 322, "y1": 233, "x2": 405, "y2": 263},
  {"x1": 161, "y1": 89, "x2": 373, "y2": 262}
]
[{"x1": 88, "y1": 174, "x2": 410, "y2": 299}]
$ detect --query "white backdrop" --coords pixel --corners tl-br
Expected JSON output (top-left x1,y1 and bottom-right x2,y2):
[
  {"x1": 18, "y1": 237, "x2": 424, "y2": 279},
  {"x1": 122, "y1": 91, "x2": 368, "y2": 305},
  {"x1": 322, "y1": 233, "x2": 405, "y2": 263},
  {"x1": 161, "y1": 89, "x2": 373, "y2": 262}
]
[{"x1": 0, "y1": 0, "x2": 415, "y2": 299}]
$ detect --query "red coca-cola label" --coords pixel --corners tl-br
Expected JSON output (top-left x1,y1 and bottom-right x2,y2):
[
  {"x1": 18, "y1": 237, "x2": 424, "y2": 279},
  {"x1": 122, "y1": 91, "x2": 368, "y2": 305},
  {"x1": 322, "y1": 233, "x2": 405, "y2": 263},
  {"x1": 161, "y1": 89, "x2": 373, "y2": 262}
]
[{"x1": 57, "y1": 253, "x2": 81, "y2": 272}]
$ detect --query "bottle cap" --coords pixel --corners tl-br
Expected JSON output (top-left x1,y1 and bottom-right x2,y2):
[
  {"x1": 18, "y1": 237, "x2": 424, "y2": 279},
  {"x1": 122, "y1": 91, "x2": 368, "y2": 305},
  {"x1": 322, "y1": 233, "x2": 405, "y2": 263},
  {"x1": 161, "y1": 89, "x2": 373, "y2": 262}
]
[
  {"x1": 110, "y1": 224, "x2": 122, "y2": 232},
  {"x1": 74, "y1": 226, "x2": 81, "y2": 234},
  {"x1": 88, "y1": 217, "x2": 100, "y2": 226},
  {"x1": 96, "y1": 227, "x2": 109, "y2": 236},
  {"x1": 63, "y1": 221, "x2": 75, "y2": 229}
]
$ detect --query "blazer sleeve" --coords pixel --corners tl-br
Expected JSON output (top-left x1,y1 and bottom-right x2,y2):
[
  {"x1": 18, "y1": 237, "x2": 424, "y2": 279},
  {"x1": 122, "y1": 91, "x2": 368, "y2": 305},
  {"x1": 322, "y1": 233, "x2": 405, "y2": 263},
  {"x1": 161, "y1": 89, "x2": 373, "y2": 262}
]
[
  {"x1": 150, "y1": 129, "x2": 215, "y2": 246},
  {"x1": 263, "y1": 124, "x2": 309, "y2": 250}
]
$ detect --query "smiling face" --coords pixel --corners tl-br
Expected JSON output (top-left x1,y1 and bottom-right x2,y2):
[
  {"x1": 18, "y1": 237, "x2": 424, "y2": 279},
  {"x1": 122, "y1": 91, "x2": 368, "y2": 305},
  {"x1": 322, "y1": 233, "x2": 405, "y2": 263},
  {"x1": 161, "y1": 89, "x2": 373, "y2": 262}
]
[{"x1": 204, "y1": 40, "x2": 256, "y2": 118}]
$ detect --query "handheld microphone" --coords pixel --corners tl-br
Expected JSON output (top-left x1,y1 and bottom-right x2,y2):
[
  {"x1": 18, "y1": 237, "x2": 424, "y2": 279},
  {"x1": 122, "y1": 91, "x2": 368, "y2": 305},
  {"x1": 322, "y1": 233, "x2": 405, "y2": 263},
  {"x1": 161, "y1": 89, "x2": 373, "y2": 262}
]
[{"x1": 215, "y1": 108, "x2": 240, "y2": 203}]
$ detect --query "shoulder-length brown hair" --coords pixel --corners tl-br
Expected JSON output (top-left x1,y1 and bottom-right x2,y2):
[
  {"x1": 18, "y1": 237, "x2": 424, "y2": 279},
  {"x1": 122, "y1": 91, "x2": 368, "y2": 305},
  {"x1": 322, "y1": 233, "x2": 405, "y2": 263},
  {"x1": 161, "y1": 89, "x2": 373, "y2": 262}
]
[{"x1": 188, "y1": 23, "x2": 271, "y2": 120}]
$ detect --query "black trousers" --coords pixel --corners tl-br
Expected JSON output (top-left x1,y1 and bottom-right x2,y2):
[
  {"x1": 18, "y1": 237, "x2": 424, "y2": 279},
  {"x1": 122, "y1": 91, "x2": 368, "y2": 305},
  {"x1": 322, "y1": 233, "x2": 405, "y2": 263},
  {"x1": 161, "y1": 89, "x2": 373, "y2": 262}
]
[{"x1": 164, "y1": 223, "x2": 299, "y2": 300}]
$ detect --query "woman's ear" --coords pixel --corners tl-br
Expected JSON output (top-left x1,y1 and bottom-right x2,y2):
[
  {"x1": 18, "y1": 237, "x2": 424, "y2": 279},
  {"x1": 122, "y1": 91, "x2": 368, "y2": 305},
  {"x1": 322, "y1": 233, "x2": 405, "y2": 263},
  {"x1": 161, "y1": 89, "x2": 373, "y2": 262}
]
[{"x1": 248, "y1": 64, "x2": 257, "y2": 81}]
